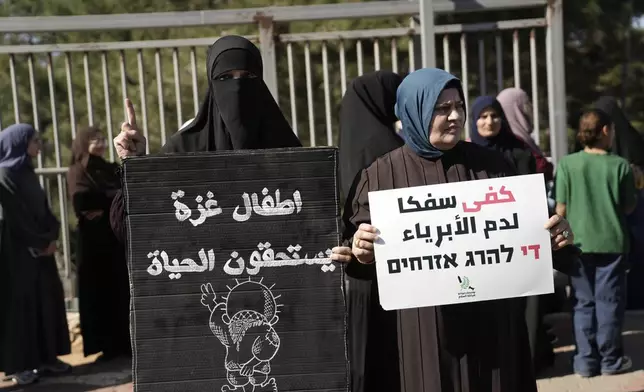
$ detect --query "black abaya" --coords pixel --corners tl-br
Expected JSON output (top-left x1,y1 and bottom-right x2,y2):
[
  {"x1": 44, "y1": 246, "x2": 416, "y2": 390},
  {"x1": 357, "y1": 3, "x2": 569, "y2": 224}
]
[
  {"x1": 0, "y1": 166, "x2": 70, "y2": 374},
  {"x1": 67, "y1": 127, "x2": 131, "y2": 358},
  {"x1": 338, "y1": 71, "x2": 404, "y2": 392}
]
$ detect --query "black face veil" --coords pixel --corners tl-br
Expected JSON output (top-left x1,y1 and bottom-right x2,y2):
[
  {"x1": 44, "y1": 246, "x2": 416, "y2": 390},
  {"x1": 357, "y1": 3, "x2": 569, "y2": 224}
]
[{"x1": 162, "y1": 35, "x2": 301, "y2": 153}]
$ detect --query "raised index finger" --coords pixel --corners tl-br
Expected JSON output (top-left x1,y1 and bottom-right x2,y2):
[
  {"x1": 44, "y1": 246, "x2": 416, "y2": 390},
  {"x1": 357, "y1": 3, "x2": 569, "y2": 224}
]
[{"x1": 125, "y1": 98, "x2": 137, "y2": 127}]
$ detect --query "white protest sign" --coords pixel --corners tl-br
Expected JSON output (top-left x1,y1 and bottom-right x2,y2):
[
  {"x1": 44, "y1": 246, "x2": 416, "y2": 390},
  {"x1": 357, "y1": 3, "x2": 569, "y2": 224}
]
[{"x1": 368, "y1": 173, "x2": 554, "y2": 310}]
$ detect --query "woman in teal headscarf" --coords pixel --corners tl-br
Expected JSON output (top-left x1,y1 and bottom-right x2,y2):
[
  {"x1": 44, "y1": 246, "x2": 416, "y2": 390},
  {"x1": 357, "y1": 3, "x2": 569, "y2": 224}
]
[{"x1": 339, "y1": 68, "x2": 579, "y2": 391}]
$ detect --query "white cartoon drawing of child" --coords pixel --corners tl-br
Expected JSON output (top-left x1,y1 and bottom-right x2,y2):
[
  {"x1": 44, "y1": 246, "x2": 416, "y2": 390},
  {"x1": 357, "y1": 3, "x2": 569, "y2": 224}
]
[{"x1": 200, "y1": 279, "x2": 281, "y2": 392}]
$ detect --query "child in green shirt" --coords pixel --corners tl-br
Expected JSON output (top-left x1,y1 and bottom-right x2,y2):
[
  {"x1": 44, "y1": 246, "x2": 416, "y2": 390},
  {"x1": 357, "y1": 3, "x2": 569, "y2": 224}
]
[{"x1": 555, "y1": 108, "x2": 637, "y2": 377}]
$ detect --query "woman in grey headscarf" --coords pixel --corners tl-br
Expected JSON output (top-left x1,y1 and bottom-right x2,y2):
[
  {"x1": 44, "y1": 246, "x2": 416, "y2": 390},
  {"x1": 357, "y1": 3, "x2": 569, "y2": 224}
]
[{"x1": 0, "y1": 124, "x2": 71, "y2": 385}]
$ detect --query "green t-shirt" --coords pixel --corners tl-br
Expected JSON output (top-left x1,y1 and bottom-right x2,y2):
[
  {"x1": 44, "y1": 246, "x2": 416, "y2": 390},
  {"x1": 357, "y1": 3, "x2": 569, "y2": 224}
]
[{"x1": 555, "y1": 151, "x2": 636, "y2": 254}]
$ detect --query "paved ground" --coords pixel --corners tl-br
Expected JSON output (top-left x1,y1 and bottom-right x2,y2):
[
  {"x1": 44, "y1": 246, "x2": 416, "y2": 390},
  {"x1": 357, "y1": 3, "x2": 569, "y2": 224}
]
[
  {"x1": 536, "y1": 311, "x2": 644, "y2": 392},
  {"x1": 1, "y1": 311, "x2": 643, "y2": 391}
]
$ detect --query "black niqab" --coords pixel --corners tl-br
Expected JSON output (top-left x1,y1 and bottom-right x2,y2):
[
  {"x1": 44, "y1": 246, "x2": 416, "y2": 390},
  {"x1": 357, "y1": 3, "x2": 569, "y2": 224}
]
[
  {"x1": 338, "y1": 71, "x2": 404, "y2": 198},
  {"x1": 162, "y1": 35, "x2": 301, "y2": 152},
  {"x1": 595, "y1": 96, "x2": 644, "y2": 167}
]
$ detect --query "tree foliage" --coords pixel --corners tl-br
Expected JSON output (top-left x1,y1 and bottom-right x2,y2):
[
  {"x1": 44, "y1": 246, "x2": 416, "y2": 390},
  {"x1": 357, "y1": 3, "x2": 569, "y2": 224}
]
[{"x1": 0, "y1": 0, "x2": 642, "y2": 271}]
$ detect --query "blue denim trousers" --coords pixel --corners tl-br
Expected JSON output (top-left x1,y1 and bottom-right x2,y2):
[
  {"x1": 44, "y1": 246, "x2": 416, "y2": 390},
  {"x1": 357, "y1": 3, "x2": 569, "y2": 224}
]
[{"x1": 570, "y1": 253, "x2": 628, "y2": 375}]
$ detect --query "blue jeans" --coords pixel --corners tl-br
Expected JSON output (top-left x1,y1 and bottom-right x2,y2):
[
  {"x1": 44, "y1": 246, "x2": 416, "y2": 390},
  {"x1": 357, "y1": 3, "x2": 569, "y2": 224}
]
[{"x1": 570, "y1": 253, "x2": 627, "y2": 375}]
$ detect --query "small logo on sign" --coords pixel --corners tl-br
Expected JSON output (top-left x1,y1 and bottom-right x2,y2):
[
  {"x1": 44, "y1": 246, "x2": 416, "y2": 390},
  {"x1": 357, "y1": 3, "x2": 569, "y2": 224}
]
[{"x1": 457, "y1": 276, "x2": 476, "y2": 299}]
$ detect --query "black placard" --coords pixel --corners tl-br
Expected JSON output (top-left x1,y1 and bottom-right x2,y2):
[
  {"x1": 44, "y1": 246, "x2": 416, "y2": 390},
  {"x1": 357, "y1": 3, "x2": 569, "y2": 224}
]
[{"x1": 122, "y1": 147, "x2": 347, "y2": 392}]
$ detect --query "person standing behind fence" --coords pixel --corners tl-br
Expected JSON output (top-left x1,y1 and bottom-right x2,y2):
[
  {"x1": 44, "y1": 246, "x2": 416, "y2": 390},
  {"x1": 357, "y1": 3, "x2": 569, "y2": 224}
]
[
  {"x1": 594, "y1": 96, "x2": 644, "y2": 310},
  {"x1": 555, "y1": 109, "x2": 637, "y2": 377},
  {"x1": 497, "y1": 88, "x2": 553, "y2": 182},
  {"x1": 67, "y1": 126, "x2": 131, "y2": 361},
  {"x1": 468, "y1": 95, "x2": 556, "y2": 373},
  {"x1": 109, "y1": 35, "x2": 301, "y2": 242},
  {"x1": 343, "y1": 68, "x2": 577, "y2": 392},
  {"x1": 338, "y1": 70, "x2": 403, "y2": 392},
  {"x1": 0, "y1": 124, "x2": 71, "y2": 385}
]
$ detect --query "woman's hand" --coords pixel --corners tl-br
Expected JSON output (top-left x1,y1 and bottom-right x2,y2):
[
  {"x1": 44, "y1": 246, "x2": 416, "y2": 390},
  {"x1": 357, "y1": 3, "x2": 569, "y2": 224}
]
[
  {"x1": 39, "y1": 241, "x2": 57, "y2": 256},
  {"x1": 631, "y1": 164, "x2": 644, "y2": 189},
  {"x1": 82, "y1": 210, "x2": 104, "y2": 220},
  {"x1": 545, "y1": 214, "x2": 574, "y2": 251},
  {"x1": 330, "y1": 246, "x2": 352, "y2": 263},
  {"x1": 351, "y1": 223, "x2": 378, "y2": 264},
  {"x1": 114, "y1": 98, "x2": 147, "y2": 160}
]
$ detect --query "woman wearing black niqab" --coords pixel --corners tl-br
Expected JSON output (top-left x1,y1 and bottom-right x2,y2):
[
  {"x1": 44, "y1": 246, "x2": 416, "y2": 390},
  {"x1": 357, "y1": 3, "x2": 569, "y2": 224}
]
[
  {"x1": 338, "y1": 71, "x2": 403, "y2": 392},
  {"x1": 110, "y1": 35, "x2": 301, "y2": 241},
  {"x1": 162, "y1": 35, "x2": 301, "y2": 153}
]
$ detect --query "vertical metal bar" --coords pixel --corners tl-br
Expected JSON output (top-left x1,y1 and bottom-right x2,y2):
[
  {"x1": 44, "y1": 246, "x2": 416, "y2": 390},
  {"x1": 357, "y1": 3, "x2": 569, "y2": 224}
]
[
  {"x1": 339, "y1": 40, "x2": 347, "y2": 95},
  {"x1": 391, "y1": 38, "x2": 399, "y2": 74},
  {"x1": 136, "y1": 50, "x2": 150, "y2": 154},
  {"x1": 286, "y1": 43, "x2": 298, "y2": 136},
  {"x1": 530, "y1": 29, "x2": 540, "y2": 147},
  {"x1": 356, "y1": 40, "x2": 364, "y2": 76},
  {"x1": 513, "y1": 30, "x2": 521, "y2": 88},
  {"x1": 374, "y1": 39, "x2": 381, "y2": 71},
  {"x1": 172, "y1": 48, "x2": 183, "y2": 129},
  {"x1": 258, "y1": 19, "x2": 279, "y2": 101},
  {"x1": 155, "y1": 49, "x2": 167, "y2": 146},
  {"x1": 460, "y1": 34, "x2": 470, "y2": 139},
  {"x1": 442, "y1": 35, "x2": 450, "y2": 73},
  {"x1": 101, "y1": 52, "x2": 114, "y2": 162},
  {"x1": 495, "y1": 34, "x2": 503, "y2": 93},
  {"x1": 304, "y1": 42, "x2": 316, "y2": 147},
  {"x1": 119, "y1": 50, "x2": 128, "y2": 123},
  {"x1": 478, "y1": 38, "x2": 486, "y2": 95},
  {"x1": 546, "y1": 0, "x2": 568, "y2": 162},
  {"x1": 83, "y1": 53, "x2": 94, "y2": 126},
  {"x1": 419, "y1": 0, "x2": 437, "y2": 67},
  {"x1": 190, "y1": 47, "x2": 199, "y2": 117},
  {"x1": 408, "y1": 35, "x2": 415, "y2": 72},
  {"x1": 46, "y1": 53, "x2": 70, "y2": 280},
  {"x1": 322, "y1": 42, "x2": 333, "y2": 146},
  {"x1": 27, "y1": 54, "x2": 44, "y2": 187},
  {"x1": 9, "y1": 54, "x2": 20, "y2": 122},
  {"x1": 64, "y1": 53, "x2": 77, "y2": 139}
]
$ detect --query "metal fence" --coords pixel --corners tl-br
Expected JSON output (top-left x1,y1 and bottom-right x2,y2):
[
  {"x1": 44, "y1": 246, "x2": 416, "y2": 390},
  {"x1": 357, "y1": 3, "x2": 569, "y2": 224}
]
[{"x1": 0, "y1": 0, "x2": 566, "y2": 306}]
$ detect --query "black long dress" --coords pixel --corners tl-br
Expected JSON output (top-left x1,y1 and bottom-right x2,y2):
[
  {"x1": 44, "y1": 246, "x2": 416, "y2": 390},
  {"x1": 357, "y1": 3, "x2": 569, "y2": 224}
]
[
  {"x1": 344, "y1": 142, "x2": 579, "y2": 391},
  {"x1": 0, "y1": 166, "x2": 70, "y2": 374},
  {"x1": 469, "y1": 96, "x2": 553, "y2": 373},
  {"x1": 67, "y1": 142, "x2": 131, "y2": 358},
  {"x1": 338, "y1": 70, "x2": 403, "y2": 392}
]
